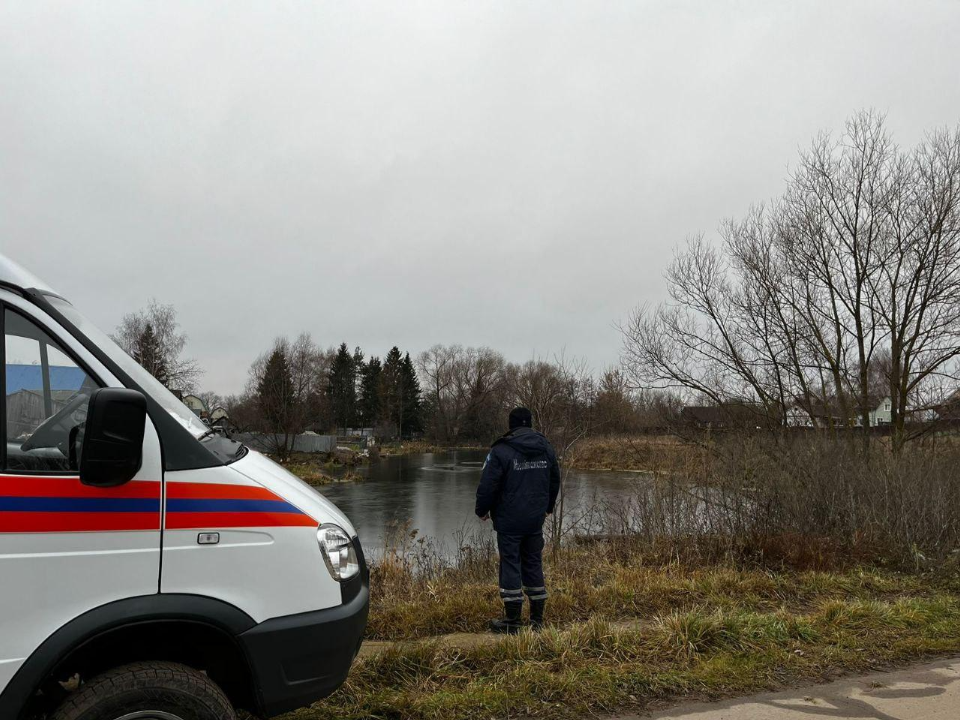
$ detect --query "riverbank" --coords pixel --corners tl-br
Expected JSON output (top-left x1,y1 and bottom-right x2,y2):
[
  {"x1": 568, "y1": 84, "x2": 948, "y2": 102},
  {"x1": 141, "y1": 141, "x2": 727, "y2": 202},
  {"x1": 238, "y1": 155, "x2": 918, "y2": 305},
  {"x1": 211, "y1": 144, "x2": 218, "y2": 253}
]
[
  {"x1": 277, "y1": 536, "x2": 960, "y2": 720},
  {"x1": 374, "y1": 434, "x2": 698, "y2": 473},
  {"x1": 281, "y1": 433, "x2": 693, "y2": 478},
  {"x1": 377, "y1": 440, "x2": 487, "y2": 457},
  {"x1": 564, "y1": 434, "x2": 700, "y2": 473},
  {"x1": 307, "y1": 600, "x2": 960, "y2": 720},
  {"x1": 278, "y1": 451, "x2": 366, "y2": 486}
]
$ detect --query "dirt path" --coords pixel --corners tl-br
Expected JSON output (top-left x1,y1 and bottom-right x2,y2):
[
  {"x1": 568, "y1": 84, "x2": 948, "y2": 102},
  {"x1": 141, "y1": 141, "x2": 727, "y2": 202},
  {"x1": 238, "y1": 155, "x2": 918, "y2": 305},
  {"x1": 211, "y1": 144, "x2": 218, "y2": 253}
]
[
  {"x1": 627, "y1": 657, "x2": 960, "y2": 720},
  {"x1": 358, "y1": 620, "x2": 648, "y2": 657},
  {"x1": 359, "y1": 631, "x2": 498, "y2": 656}
]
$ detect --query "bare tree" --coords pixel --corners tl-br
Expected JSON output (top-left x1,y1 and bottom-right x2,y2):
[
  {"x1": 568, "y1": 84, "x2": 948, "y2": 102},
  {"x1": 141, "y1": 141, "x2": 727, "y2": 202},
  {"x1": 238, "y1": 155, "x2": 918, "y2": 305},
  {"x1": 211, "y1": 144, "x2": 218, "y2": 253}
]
[
  {"x1": 594, "y1": 367, "x2": 640, "y2": 433},
  {"x1": 223, "y1": 393, "x2": 259, "y2": 434},
  {"x1": 417, "y1": 345, "x2": 459, "y2": 442},
  {"x1": 417, "y1": 345, "x2": 509, "y2": 443},
  {"x1": 622, "y1": 112, "x2": 960, "y2": 452},
  {"x1": 509, "y1": 353, "x2": 595, "y2": 554},
  {"x1": 780, "y1": 111, "x2": 894, "y2": 437},
  {"x1": 197, "y1": 391, "x2": 225, "y2": 415},
  {"x1": 872, "y1": 126, "x2": 960, "y2": 449},
  {"x1": 113, "y1": 299, "x2": 201, "y2": 393},
  {"x1": 450, "y1": 347, "x2": 508, "y2": 442}
]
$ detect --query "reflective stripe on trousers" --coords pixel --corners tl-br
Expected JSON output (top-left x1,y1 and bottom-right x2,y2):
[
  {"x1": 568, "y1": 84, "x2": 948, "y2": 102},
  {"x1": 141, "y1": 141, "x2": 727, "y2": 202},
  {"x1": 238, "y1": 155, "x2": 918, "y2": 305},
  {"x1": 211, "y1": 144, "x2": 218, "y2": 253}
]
[
  {"x1": 500, "y1": 588, "x2": 524, "y2": 603},
  {"x1": 524, "y1": 585, "x2": 548, "y2": 601}
]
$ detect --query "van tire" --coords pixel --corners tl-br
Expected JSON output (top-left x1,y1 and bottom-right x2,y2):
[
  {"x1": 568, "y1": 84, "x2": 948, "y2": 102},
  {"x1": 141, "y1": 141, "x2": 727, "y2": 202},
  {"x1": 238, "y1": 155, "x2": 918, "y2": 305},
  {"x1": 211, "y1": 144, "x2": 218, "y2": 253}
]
[{"x1": 50, "y1": 661, "x2": 236, "y2": 720}]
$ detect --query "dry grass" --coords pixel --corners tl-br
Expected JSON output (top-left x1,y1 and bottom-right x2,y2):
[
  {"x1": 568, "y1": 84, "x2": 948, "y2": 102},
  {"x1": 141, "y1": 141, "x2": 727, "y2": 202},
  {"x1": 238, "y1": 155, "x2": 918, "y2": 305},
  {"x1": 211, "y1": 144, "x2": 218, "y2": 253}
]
[
  {"x1": 565, "y1": 435, "x2": 707, "y2": 474},
  {"x1": 281, "y1": 451, "x2": 365, "y2": 486},
  {"x1": 563, "y1": 434, "x2": 960, "y2": 567},
  {"x1": 284, "y1": 462, "x2": 337, "y2": 486},
  {"x1": 366, "y1": 534, "x2": 957, "y2": 641},
  {"x1": 284, "y1": 594, "x2": 960, "y2": 720}
]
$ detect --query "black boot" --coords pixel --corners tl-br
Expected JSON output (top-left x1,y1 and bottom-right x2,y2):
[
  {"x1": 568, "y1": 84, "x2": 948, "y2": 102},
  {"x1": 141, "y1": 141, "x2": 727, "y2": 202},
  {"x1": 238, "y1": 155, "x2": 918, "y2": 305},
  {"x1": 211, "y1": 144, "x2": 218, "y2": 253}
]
[
  {"x1": 490, "y1": 602, "x2": 523, "y2": 635},
  {"x1": 530, "y1": 599, "x2": 546, "y2": 631}
]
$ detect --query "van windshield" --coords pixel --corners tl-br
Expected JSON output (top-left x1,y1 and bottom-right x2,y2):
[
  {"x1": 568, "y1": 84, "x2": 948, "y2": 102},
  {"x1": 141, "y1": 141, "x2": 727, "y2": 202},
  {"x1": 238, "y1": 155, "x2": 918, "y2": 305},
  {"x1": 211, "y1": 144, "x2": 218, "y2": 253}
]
[{"x1": 48, "y1": 297, "x2": 212, "y2": 440}]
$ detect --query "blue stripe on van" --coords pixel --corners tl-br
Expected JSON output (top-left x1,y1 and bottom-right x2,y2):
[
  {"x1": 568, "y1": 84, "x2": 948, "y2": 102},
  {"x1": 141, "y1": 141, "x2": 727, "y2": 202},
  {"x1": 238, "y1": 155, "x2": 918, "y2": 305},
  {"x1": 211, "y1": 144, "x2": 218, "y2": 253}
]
[
  {"x1": 165, "y1": 498, "x2": 303, "y2": 514},
  {"x1": 0, "y1": 497, "x2": 161, "y2": 513}
]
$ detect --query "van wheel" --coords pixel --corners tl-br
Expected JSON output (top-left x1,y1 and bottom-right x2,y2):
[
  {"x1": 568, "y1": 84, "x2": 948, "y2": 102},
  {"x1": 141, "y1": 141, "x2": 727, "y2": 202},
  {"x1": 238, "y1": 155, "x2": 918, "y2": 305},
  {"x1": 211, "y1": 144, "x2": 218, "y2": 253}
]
[{"x1": 50, "y1": 661, "x2": 236, "y2": 720}]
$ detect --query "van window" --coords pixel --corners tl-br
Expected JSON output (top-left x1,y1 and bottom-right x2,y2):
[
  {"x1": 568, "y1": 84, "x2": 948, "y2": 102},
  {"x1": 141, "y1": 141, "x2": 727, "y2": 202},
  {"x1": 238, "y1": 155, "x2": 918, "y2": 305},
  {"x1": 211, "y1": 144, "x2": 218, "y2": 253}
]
[{"x1": 3, "y1": 309, "x2": 101, "y2": 472}]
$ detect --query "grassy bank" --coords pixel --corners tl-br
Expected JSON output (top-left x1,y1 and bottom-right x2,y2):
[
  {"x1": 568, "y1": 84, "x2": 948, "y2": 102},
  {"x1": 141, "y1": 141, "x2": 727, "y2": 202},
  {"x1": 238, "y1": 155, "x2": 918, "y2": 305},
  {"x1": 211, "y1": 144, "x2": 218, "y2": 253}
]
[
  {"x1": 373, "y1": 435, "x2": 690, "y2": 470},
  {"x1": 292, "y1": 596, "x2": 960, "y2": 720},
  {"x1": 564, "y1": 434, "x2": 699, "y2": 473},
  {"x1": 280, "y1": 451, "x2": 365, "y2": 486},
  {"x1": 274, "y1": 536, "x2": 960, "y2": 720},
  {"x1": 282, "y1": 540, "x2": 960, "y2": 720},
  {"x1": 365, "y1": 538, "x2": 953, "y2": 641},
  {"x1": 377, "y1": 440, "x2": 487, "y2": 456}
]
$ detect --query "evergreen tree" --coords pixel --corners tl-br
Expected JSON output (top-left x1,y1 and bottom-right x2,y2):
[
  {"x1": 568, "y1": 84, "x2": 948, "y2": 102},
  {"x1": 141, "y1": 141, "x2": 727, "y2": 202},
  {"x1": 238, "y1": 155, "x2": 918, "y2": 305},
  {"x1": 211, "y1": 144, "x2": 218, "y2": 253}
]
[
  {"x1": 132, "y1": 323, "x2": 169, "y2": 387},
  {"x1": 378, "y1": 348, "x2": 422, "y2": 438},
  {"x1": 352, "y1": 346, "x2": 365, "y2": 401},
  {"x1": 379, "y1": 347, "x2": 404, "y2": 437},
  {"x1": 400, "y1": 352, "x2": 422, "y2": 436},
  {"x1": 327, "y1": 342, "x2": 357, "y2": 432},
  {"x1": 257, "y1": 347, "x2": 294, "y2": 435},
  {"x1": 358, "y1": 356, "x2": 382, "y2": 428}
]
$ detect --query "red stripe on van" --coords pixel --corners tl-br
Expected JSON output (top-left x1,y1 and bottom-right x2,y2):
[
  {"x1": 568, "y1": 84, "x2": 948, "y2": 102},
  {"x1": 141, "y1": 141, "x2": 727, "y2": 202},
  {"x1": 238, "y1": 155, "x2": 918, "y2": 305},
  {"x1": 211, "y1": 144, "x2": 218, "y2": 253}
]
[
  {"x1": 165, "y1": 482, "x2": 279, "y2": 501},
  {"x1": 165, "y1": 511, "x2": 317, "y2": 529},
  {"x1": 0, "y1": 476, "x2": 160, "y2": 498},
  {"x1": 0, "y1": 511, "x2": 160, "y2": 533}
]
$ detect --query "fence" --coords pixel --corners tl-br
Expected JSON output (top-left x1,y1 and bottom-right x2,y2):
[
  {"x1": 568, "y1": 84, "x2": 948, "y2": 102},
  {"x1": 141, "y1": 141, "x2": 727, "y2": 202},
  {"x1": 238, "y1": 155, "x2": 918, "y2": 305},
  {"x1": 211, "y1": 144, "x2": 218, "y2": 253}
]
[{"x1": 236, "y1": 433, "x2": 337, "y2": 454}]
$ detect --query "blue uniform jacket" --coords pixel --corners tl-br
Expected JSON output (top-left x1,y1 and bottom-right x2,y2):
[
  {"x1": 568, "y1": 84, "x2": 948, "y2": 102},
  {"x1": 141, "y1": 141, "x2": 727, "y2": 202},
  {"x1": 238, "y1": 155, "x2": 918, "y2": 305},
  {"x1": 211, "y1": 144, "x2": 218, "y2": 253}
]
[{"x1": 475, "y1": 426, "x2": 561, "y2": 535}]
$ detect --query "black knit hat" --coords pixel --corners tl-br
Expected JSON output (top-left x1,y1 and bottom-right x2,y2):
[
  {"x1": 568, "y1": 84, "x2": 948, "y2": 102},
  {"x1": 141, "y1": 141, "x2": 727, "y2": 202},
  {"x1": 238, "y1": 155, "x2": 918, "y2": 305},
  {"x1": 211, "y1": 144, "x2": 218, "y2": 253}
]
[{"x1": 509, "y1": 407, "x2": 533, "y2": 429}]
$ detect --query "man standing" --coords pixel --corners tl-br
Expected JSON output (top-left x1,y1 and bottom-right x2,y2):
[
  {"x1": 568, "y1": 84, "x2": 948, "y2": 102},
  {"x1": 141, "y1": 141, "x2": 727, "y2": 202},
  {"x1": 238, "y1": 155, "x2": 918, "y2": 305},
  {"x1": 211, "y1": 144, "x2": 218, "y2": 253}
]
[{"x1": 475, "y1": 407, "x2": 561, "y2": 634}]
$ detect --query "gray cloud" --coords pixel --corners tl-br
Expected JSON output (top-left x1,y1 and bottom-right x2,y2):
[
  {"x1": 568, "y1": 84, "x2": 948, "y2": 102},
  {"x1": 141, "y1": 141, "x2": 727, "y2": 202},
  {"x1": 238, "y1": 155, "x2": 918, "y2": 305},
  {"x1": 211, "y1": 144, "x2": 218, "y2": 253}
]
[{"x1": 2, "y1": 0, "x2": 959, "y2": 394}]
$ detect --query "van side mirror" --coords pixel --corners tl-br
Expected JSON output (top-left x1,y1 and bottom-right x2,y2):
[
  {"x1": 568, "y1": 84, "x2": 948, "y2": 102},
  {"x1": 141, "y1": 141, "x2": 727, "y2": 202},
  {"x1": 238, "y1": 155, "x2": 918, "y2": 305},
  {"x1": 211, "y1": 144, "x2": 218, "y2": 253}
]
[{"x1": 80, "y1": 388, "x2": 147, "y2": 488}]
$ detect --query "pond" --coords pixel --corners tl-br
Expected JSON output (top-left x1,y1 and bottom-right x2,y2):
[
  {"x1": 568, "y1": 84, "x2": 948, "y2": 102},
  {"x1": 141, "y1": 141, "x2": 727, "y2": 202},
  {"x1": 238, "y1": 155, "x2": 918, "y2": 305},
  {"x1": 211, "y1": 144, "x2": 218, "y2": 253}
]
[{"x1": 318, "y1": 450, "x2": 646, "y2": 554}]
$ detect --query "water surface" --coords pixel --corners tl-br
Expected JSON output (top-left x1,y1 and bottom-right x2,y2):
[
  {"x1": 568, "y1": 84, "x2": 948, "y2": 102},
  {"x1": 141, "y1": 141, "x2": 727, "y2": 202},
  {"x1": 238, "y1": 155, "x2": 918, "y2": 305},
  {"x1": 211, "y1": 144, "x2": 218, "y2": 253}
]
[{"x1": 319, "y1": 450, "x2": 643, "y2": 553}]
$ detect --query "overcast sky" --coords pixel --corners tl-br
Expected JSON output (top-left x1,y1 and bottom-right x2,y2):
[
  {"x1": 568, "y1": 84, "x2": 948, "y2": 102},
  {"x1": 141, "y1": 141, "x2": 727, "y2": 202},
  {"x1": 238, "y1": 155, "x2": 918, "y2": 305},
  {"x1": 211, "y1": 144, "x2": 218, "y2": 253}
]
[{"x1": 2, "y1": 1, "x2": 959, "y2": 395}]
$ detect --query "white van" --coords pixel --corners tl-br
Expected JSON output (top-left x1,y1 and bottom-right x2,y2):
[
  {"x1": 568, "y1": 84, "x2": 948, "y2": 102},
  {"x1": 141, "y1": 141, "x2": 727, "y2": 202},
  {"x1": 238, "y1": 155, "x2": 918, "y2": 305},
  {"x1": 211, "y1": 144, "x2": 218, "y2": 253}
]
[{"x1": 0, "y1": 255, "x2": 368, "y2": 720}]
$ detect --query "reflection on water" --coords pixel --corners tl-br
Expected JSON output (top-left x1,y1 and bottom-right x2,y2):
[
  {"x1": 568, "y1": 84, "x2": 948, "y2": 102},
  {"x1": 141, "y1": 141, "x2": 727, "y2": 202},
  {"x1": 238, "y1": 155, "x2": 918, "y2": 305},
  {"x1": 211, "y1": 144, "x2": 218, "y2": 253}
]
[{"x1": 317, "y1": 450, "x2": 645, "y2": 552}]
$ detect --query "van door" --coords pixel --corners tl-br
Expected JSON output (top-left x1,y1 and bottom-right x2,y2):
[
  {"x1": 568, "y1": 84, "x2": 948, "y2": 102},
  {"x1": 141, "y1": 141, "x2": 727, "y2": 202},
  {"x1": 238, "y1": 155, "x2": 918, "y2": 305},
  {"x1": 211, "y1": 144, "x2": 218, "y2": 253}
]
[{"x1": 0, "y1": 305, "x2": 163, "y2": 692}]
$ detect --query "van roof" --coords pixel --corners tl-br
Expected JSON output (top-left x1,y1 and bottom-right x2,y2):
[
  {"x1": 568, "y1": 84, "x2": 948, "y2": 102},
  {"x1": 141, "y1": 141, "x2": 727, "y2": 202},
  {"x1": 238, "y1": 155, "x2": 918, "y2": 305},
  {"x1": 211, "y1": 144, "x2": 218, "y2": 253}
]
[{"x1": 0, "y1": 253, "x2": 61, "y2": 297}]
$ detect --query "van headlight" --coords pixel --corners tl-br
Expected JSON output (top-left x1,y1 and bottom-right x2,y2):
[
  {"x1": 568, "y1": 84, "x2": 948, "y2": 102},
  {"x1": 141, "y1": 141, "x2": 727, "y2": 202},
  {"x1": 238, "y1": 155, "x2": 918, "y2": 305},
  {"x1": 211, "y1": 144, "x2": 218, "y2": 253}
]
[{"x1": 317, "y1": 524, "x2": 360, "y2": 582}]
